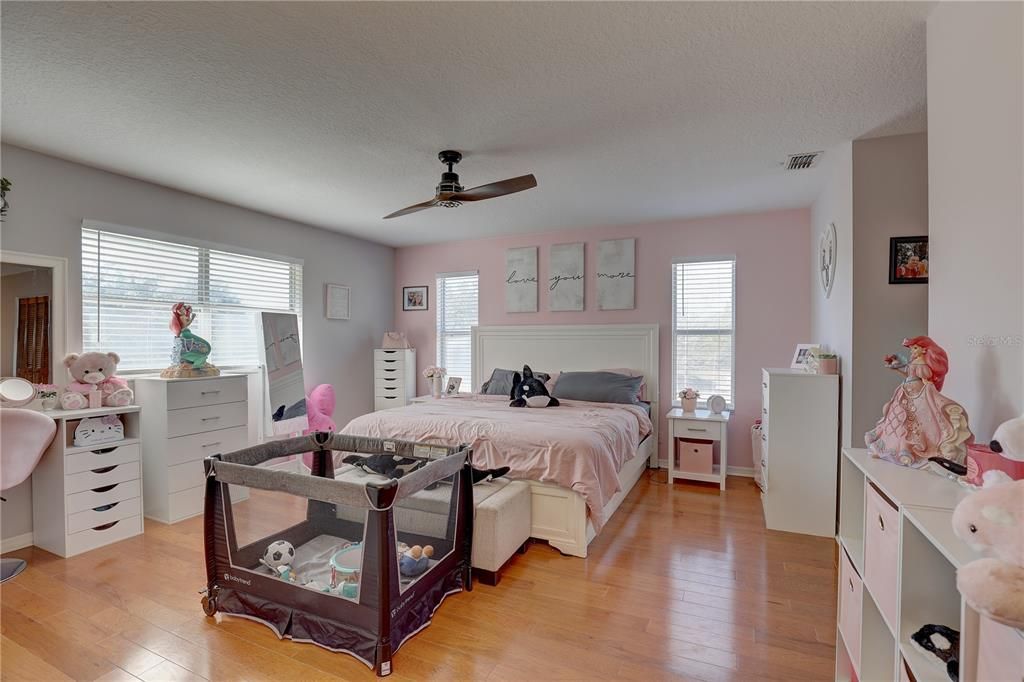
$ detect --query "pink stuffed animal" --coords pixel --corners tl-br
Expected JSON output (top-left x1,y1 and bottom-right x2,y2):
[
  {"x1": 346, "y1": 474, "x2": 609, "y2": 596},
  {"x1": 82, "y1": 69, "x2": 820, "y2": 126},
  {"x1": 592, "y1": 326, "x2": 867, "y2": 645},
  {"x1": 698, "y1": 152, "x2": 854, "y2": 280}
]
[
  {"x1": 61, "y1": 352, "x2": 134, "y2": 410},
  {"x1": 301, "y1": 384, "x2": 336, "y2": 471},
  {"x1": 951, "y1": 473, "x2": 1024, "y2": 628}
]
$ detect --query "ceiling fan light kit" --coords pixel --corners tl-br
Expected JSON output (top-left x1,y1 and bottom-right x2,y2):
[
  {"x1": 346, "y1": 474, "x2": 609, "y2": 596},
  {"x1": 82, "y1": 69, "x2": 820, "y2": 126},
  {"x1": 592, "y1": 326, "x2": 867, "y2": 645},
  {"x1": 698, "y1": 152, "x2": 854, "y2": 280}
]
[{"x1": 383, "y1": 150, "x2": 537, "y2": 219}]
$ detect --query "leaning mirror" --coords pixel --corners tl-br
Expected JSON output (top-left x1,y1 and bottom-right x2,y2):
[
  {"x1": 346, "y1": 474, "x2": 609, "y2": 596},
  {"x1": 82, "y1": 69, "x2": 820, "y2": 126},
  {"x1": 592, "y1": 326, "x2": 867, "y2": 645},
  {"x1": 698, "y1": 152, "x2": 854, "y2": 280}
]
[{"x1": 259, "y1": 312, "x2": 308, "y2": 435}]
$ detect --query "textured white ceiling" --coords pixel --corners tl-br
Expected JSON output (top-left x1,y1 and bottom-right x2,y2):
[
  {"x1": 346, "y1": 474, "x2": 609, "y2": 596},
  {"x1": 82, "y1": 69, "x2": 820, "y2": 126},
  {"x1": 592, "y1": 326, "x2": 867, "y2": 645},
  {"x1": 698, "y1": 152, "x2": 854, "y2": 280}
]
[{"x1": 1, "y1": 2, "x2": 929, "y2": 247}]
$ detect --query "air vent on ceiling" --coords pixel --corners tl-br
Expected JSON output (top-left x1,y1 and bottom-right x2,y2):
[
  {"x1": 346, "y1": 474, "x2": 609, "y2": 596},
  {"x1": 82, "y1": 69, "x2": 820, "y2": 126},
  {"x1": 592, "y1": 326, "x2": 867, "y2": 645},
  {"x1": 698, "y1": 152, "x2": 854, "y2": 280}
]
[{"x1": 784, "y1": 152, "x2": 822, "y2": 170}]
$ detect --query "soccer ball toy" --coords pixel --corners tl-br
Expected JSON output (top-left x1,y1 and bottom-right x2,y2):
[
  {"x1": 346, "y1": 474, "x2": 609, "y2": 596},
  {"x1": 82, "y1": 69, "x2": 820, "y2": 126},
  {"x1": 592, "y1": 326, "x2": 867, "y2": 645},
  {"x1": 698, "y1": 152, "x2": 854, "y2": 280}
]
[{"x1": 262, "y1": 540, "x2": 295, "y2": 574}]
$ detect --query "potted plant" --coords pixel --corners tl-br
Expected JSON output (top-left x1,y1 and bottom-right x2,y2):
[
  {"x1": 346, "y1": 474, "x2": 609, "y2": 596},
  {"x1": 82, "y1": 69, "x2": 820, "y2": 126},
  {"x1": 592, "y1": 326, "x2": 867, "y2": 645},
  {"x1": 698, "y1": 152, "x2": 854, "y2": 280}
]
[
  {"x1": 679, "y1": 387, "x2": 700, "y2": 413},
  {"x1": 812, "y1": 351, "x2": 839, "y2": 375},
  {"x1": 34, "y1": 383, "x2": 59, "y2": 410},
  {"x1": 422, "y1": 366, "x2": 447, "y2": 398}
]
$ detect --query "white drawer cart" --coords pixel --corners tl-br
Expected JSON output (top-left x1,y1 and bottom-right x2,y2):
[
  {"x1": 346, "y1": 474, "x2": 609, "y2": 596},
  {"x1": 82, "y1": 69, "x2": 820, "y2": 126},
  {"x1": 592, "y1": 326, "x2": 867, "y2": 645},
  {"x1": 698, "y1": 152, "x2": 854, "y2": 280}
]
[
  {"x1": 31, "y1": 406, "x2": 144, "y2": 557},
  {"x1": 374, "y1": 348, "x2": 416, "y2": 410},
  {"x1": 134, "y1": 374, "x2": 250, "y2": 523},
  {"x1": 759, "y1": 368, "x2": 839, "y2": 537},
  {"x1": 837, "y1": 447, "x2": 1023, "y2": 682},
  {"x1": 665, "y1": 408, "x2": 730, "y2": 490}
]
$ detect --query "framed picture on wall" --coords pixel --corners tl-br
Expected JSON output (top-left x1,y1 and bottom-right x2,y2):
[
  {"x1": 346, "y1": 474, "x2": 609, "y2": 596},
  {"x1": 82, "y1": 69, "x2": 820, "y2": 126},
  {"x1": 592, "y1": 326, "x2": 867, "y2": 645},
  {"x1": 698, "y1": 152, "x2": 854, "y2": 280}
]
[
  {"x1": 402, "y1": 285, "x2": 428, "y2": 311},
  {"x1": 324, "y1": 284, "x2": 351, "y2": 320},
  {"x1": 889, "y1": 236, "x2": 929, "y2": 284}
]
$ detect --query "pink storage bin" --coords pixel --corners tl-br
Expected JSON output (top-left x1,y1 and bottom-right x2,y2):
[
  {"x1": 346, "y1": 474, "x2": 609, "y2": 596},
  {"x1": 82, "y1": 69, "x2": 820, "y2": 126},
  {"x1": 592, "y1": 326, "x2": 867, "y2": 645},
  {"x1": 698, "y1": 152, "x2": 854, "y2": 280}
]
[{"x1": 677, "y1": 439, "x2": 713, "y2": 475}]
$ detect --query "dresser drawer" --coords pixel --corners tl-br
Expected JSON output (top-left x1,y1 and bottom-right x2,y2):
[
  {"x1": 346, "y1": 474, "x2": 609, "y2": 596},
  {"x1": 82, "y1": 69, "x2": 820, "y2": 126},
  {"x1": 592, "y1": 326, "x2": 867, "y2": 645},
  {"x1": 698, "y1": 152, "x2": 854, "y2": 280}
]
[
  {"x1": 167, "y1": 401, "x2": 247, "y2": 438},
  {"x1": 675, "y1": 420, "x2": 722, "y2": 441},
  {"x1": 375, "y1": 384, "x2": 407, "y2": 399},
  {"x1": 374, "y1": 365, "x2": 406, "y2": 379},
  {"x1": 168, "y1": 485, "x2": 205, "y2": 522},
  {"x1": 66, "y1": 461, "x2": 140, "y2": 494},
  {"x1": 65, "y1": 443, "x2": 140, "y2": 474},
  {"x1": 375, "y1": 375, "x2": 406, "y2": 388},
  {"x1": 67, "y1": 479, "x2": 142, "y2": 514},
  {"x1": 66, "y1": 515, "x2": 142, "y2": 556},
  {"x1": 838, "y1": 546, "x2": 863, "y2": 674},
  {"x1": 374, "y1": 349, "x2": 410, "y2": 360},
  {"x1": 68, "y1": 496, "x2": 141, "y2": 533},
  {"x1": 864, "y1": 482, "x2": 900, "y2": 632},
  {"x1": 375, "y1": 396, "x2": 405, "y2": 411},
  {"x1": 167, "y1": 460, "x2": 204, "y2": 493},
  {"x1": 166, "y1": 426, "x2": 249, "y2": 466},
  {"x1": 166, "y1": 376, "x2": 247, "y2": 410}
]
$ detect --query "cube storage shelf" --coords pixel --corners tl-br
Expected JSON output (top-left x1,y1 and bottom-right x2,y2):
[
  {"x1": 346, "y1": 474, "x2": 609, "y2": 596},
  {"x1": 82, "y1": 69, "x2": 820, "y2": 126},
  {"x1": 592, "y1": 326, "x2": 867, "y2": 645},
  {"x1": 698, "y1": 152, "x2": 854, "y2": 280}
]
[{"x1": 836, "y1": 448, "x2": 1024, "y2": 682}]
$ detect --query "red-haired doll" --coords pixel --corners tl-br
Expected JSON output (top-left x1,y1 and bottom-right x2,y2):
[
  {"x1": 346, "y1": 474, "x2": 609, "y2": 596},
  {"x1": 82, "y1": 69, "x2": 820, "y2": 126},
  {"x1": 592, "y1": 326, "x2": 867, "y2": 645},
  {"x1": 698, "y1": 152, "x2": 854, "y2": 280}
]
[{"x1": 866, "y1": 336, "x2": 973, "y2": 467}]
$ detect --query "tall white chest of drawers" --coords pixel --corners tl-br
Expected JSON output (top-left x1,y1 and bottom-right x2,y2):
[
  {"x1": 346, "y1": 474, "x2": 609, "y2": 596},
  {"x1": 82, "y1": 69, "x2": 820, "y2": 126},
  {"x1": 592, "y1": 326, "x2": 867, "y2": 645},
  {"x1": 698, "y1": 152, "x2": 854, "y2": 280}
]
[
  {"x1": 759, "y1": 368, "x2": 840, "y2": 537},
  {"x1": 374, "y1": 348, "x2": 416, "y2": 410},
  {"x1": 31, "y1": 406, "x2": 144, "y2": 557},
  {"x1": 135, "y1": 374, "x2": 250, "y2": 523}
]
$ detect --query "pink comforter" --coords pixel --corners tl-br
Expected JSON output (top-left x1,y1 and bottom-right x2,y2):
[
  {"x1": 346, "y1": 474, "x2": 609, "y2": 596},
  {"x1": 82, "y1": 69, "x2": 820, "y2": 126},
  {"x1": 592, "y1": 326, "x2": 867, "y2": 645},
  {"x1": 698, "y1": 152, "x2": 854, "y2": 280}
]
[{"x1": 341, "y1": 394, "x2": 652, "y2": 530}]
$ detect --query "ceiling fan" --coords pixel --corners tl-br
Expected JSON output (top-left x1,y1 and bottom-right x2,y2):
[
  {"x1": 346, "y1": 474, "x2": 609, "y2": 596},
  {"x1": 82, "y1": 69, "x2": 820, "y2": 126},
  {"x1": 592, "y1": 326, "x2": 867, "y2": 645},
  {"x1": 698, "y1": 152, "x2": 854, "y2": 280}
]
[{"x1": 383, "y1": 150, "x2": 537, "y2": 219}]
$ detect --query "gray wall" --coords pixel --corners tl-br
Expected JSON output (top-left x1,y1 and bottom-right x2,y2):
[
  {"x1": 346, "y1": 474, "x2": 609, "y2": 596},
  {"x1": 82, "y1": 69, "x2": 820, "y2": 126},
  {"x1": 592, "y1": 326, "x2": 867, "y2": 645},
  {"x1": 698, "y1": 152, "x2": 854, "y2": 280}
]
[
  {"x1": 0, "y1": 144, "x2": 395, "y2": 543},
  {"x1": 927, "y1": 2, "x2": 1023, "y2": 439}
]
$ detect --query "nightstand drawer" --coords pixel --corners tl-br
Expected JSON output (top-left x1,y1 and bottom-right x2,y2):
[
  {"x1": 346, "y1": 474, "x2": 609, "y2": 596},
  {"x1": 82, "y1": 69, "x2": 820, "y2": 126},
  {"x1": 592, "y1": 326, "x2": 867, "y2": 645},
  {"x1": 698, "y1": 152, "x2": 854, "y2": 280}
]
[
  {"x1": 65, "y1": 443, "x2": 140, "y2": 474},
  {"x1": 167, "y1": 376, "x2": 247, "y2": 410},
  {"x1": 675, "y1": 420, "x2": 722, "y2": 441}
]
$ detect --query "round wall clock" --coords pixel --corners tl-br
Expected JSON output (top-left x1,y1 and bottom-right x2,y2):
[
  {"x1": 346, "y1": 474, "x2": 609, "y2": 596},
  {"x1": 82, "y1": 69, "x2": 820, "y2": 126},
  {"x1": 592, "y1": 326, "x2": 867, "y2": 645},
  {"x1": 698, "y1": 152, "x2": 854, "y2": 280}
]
[{"x1": 819, "y1": 222, "x2": 837, "y2": 299}]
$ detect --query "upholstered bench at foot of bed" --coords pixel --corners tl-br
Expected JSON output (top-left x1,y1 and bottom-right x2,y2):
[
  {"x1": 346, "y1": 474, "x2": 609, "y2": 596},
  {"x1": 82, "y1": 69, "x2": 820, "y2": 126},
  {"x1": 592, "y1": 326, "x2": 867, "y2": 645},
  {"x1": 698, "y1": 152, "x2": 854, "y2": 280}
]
[
  {"x1": 334, "y1": 467, "x2": 532, "y2": 586},
  {"x1": 471, "y1": 478, "x2": 531, "y2": 586}
]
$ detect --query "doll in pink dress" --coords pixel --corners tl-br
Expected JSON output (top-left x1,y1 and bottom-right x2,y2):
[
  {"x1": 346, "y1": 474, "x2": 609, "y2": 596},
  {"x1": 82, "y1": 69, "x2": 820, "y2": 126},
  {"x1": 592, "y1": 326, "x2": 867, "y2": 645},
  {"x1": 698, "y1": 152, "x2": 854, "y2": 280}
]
[{"x1": 865, "y1": 336, "x2": 974, "y2": 468}]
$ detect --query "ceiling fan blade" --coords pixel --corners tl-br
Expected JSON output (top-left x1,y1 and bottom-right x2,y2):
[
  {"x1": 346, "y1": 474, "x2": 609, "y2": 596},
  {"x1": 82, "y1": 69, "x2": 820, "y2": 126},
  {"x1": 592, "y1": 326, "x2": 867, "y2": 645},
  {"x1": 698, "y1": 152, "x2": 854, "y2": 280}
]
[
  {"x1": 451, "y1": 174, "x2": 537, "y2": 202},
  {"x1": 382, "y1": 197, "x2": 440, "y2": 220}
]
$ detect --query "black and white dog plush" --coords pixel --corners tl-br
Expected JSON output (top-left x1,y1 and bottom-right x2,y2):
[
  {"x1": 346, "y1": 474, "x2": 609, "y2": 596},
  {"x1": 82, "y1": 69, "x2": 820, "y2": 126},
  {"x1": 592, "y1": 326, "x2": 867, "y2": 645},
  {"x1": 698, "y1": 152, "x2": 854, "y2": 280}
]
[{"x1": 510, "y1": 365, "x2": 559, "y2": 408}]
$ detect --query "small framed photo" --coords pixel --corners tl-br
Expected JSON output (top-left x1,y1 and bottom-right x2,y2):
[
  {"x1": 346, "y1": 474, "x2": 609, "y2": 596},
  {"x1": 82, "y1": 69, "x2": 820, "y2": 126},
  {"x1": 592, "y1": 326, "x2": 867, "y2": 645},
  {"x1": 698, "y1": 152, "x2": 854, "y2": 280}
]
[
  {"x1": 889, "y1": 236, "x2": 929, "y2": 284},
  {"x1": 324, "y1": 284, "x2": 351, "y2": 320},
  {"x1": 791, "y1": 344, "x2": 820, "y2": 370},
  {"x1": 445, "y1": 377, "x2": 462, "y2": 395},
  {"x1": 402, "y1": 286, "x2": 428, "y2": 311}
]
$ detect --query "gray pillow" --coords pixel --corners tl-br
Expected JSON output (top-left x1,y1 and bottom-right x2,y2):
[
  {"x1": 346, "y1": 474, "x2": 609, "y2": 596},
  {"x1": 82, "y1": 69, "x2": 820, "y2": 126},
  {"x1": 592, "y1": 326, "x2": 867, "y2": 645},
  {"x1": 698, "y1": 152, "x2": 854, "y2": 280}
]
[
  {"x1": 552, "y1": 371, "x2": 643, "y2": 405},
  {"x1": 481, "y1": 368, "x2": 550, "y2": 395}
]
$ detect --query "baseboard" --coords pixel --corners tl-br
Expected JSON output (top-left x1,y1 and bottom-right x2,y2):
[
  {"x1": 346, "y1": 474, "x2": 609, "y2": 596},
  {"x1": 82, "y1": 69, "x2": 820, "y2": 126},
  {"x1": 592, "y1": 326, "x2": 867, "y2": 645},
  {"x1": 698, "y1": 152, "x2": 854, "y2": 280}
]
[
  {"x1": 0, "y1": 532, "x2": 34, "y2": 553},
  {"x1": 655, "y1": 460, "x2": 754, "y2": 478}
]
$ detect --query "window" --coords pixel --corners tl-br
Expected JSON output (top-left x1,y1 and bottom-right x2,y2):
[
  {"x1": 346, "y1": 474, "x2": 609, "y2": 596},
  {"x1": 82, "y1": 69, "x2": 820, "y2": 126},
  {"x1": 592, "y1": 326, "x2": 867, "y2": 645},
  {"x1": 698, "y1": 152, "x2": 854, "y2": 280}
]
[
  {"x1": 82, "y1": 225, "x2": 302, "y2": 371},
  {"x1": 436, "y1": 271, "x2": 478, "y2": 391},
  {"x1": 672, "y1": 258, "x2": 735, "y2": 407}
]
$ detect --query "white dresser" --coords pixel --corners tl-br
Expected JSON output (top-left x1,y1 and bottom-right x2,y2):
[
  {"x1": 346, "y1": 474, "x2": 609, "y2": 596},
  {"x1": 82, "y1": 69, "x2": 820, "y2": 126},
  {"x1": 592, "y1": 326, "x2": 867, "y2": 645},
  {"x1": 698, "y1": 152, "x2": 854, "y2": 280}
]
[
  {"x1": 32, "y1": 406, "x2": 144, "y2": 557},
  {"x1": 134, "y1": 374, "x2": 250, "y2": 523},
  {"x1": 374, "y1": 348, "x2": 416, "y2": 410},
  {"x1": 759, "y1": 367, "x2": 840, "y2": 537}
]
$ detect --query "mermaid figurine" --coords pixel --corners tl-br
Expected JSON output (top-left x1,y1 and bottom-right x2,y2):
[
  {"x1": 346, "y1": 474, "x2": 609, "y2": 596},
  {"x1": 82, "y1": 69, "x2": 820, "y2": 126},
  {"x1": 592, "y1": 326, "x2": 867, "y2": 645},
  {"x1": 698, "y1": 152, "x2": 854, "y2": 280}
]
[
  {"x1": 865, "y1": 336, "x2": 973, "y2": 468},
  {"x1": 160, "y1": 302, "x2": 221, "y2": 378}
]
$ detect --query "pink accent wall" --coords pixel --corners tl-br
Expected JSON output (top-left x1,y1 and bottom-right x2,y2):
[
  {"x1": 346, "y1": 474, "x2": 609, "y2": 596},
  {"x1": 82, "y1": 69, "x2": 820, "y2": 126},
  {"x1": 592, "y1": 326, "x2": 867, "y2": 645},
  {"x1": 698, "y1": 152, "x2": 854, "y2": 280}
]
[{"x1": 394, "y1": 208, "x2": 811, "y2": 469}]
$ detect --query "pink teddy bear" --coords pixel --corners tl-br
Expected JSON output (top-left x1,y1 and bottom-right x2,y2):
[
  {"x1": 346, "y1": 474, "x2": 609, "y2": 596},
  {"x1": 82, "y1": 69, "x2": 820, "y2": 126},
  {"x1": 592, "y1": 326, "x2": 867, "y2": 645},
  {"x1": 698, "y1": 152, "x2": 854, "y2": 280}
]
[
  {"x1": 61, "y1": 351, "x2": 134, "y2": 410},
  {"x1": 951, "y1": 473, "x2": 1024, "y2": 628}
]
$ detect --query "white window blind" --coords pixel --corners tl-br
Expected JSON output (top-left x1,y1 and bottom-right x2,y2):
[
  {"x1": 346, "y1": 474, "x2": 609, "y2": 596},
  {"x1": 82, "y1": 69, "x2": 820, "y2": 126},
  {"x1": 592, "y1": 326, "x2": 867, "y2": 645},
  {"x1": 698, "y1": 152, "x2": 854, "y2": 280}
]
[
  {"x1": 436, "y1": 271, "x2": 478, "y2": 392},
  {"x1": 82, "y1": 226, "x2": 302, "y2": 371},
  {"x1": 672, "y1": 258, "x2": 735, "y2": 406}
]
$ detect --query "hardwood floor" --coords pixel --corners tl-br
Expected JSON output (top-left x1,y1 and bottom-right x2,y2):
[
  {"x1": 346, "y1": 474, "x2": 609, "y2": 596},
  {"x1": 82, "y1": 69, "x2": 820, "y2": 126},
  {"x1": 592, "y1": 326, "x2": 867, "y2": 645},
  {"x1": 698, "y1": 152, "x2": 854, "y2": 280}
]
[{"x1": 1, "y1": 472, "x2": 838, "y2": 681}]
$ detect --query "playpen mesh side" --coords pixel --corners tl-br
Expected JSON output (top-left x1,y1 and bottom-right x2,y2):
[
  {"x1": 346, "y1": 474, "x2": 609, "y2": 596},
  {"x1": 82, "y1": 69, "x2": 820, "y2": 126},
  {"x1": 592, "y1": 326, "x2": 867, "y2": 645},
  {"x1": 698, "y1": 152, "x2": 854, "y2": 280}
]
[{"x1": 203, "y1": 433, "x2": 473, "y2": 675}]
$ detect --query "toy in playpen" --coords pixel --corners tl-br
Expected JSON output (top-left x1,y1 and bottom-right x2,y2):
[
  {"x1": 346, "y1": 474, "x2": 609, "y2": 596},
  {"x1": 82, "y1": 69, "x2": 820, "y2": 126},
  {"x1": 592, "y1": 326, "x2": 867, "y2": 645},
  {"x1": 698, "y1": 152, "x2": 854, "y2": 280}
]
[{"x1": 201, "y1": 432, "x2": 473, "y2": 677}]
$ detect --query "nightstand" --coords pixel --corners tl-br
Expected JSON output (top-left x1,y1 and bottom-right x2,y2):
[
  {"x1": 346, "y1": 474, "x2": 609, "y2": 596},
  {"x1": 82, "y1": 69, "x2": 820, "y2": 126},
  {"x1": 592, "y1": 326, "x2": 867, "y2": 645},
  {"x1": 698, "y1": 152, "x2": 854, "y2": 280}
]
[{"x1": 665, "y1": 408, "x2": 731, "y2": 490}]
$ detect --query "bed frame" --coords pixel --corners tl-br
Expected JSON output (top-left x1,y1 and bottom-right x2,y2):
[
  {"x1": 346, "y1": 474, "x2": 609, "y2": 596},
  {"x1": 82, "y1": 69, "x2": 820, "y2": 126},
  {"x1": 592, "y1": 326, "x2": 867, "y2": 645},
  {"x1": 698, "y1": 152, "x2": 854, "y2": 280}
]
[{"x1": 471, "y1": 323, "x2": 659, "y2": 558}]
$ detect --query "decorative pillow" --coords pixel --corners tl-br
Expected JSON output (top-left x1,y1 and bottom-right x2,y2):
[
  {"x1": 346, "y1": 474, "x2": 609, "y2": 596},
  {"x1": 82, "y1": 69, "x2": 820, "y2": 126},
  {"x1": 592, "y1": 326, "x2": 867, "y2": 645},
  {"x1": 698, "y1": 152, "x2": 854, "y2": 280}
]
[
  {"x1": 545, "y1": 368, "x2": 646, "y2": 400},
  {"x1": 552, "y1": 371, "x2": 644, "y2": 405},
  {"x1": 481, "y1": 368, "x2": 550, "y2": 395}
]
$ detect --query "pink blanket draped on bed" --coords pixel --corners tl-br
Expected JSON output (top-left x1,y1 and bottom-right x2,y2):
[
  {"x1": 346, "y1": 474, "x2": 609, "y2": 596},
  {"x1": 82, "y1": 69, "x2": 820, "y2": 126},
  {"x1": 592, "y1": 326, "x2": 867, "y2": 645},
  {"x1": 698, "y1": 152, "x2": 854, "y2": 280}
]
[{"x1": 340, "y1": 394, "x2": 652, "y2": 531}]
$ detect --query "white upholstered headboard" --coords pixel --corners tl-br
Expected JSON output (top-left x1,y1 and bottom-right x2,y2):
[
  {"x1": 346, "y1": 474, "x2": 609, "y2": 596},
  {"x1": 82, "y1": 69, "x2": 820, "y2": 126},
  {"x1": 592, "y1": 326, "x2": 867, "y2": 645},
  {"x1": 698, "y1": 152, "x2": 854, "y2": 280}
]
[{"x1": 471, "y1": 324, "x2": 659, "y2": 439}]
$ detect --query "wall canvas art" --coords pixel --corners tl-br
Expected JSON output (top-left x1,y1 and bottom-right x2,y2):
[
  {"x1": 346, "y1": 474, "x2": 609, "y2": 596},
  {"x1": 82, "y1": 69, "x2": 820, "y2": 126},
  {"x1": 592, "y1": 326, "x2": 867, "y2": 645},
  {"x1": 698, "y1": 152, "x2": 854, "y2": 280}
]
[
  {"x1": 597, "y1": 238, "x2": 636, "y2": 310},
  {"x1": 505, "y1": 246, "x2": 538, "y2": 313},
  {"x1": 548, "y1": 242, "x2": 584, "y2": 311}
]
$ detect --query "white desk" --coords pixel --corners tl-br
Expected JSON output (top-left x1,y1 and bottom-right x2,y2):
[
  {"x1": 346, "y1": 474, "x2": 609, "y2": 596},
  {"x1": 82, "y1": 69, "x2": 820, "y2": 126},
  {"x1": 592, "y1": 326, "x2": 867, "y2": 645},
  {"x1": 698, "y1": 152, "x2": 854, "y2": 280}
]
[{"x1": 666, "y1": 408, "x2": 730, "y2": 490}]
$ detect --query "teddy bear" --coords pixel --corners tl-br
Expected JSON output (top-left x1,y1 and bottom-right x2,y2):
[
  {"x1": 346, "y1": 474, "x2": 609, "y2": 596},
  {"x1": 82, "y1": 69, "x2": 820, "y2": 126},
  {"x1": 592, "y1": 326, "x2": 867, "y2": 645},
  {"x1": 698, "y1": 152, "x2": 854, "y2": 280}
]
[
  {"x1": 950, "y1": 471, "x2": 1024, "y2": 629},
  {"x1": 60, "y1": 351, "x2": 134, "y2": 410},
  {"x1": 510, "y1": 365, "x2": 559, "y2": 408},
  {"x1": 961, "y1": 413, "x2": 1024, "y2": 486}
]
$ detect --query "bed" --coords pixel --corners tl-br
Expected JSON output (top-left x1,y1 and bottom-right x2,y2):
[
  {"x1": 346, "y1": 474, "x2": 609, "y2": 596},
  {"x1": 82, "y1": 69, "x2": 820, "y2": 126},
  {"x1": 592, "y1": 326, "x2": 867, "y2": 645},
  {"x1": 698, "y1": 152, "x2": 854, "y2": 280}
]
[{"x1": 346, "y1": 323, "x2": 659, "y2": 558}]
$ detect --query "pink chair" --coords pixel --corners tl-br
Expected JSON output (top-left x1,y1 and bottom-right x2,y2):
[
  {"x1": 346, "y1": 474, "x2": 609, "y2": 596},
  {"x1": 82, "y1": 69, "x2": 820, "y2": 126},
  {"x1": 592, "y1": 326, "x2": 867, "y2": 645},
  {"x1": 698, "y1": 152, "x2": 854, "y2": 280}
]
[{"x1": 1, "y1": 408, "x2": 56, "y2": 582}]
